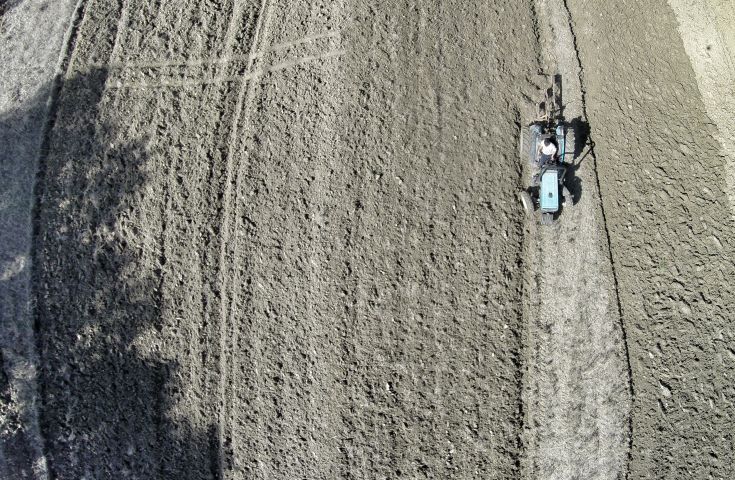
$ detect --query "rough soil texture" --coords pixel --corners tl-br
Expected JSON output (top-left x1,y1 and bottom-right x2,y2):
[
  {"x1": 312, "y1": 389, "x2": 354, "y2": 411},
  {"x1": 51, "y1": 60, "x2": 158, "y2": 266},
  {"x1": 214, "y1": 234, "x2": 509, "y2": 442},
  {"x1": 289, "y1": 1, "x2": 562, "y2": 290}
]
[
  {"x1": 566, "y1": 1, "x2": 735, "y2": 478},
  {"x1": 519, "y1": 1, "x2": 631, "y2": 479},
  {"x1": 0, "y1": 0, "x2": 78, "y2": 478},
  {"x1": 3, "y1": 0, "x2": 733, "y2": 479},
  {"x1": 32, "y1": 1, "x2": 541, "y2": 478}
]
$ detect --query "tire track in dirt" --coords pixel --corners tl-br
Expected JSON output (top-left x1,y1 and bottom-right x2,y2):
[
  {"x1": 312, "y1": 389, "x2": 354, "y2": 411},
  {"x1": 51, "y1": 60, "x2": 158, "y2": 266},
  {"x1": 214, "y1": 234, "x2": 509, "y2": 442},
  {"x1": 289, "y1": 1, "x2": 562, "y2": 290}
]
[
  {"x1": 101, "y1": 7, "x2": 175, "y2": 477},
  {"x1": 216, "y1": 0, "x2": 274, "y2": 475},
  {"x1": 105, "y1": 49, "x2": 346, "y2": 90},
  {"x1": 124, "y1": 1, "x2": 261, "y2": 474},
  {"x1": 558, "y1": 0, "x2": 636, "y2": 467},
  {"x1": 27, "y1": 0, "x2": 553, "y2": 477},
  {"x1": 214, "y1": 1, "x2": 272, "y2": 474},
  {"x1": 105, "y1": 1, "x2": 247, "y2": 475},
  {"x1": 102, "y1": 31, "x2": 339, "y2": 72},
  {"x1": 220, "y1": 2, "x2": 351, "y2": 475},
  {"x1": 104, "y1": 9, "x2": 176, "y2": 474},
  {"x1": 32, "y1": 0, "x2": 260, "y2": 477},
  {"x1": 520, "y1": 1, "x2": 632, "y2": 479},
  {"x1": 0, "y1": 0, "x2": 81, "y2": 477}
]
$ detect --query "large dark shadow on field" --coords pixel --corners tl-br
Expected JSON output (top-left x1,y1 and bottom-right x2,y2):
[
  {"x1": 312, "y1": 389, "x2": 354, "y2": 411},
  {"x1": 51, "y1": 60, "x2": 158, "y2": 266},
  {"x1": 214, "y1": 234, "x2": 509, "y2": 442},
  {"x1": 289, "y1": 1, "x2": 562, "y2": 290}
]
[
  {"x1": 0, "y1": 0, "x2": 21, "y2": 18},
  {"x1": 0, "y1": 80, "x2": 53, "y2": 479},
  {"x1": 29, "y1": 69, "x2": 219, "y2": 480}
]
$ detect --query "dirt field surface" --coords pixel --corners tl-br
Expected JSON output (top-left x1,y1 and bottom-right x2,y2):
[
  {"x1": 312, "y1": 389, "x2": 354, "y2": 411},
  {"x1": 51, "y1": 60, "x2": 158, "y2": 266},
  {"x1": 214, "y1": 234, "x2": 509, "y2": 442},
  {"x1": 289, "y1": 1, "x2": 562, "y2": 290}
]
[
  {"x1": 519, "y1": 1, "x2": 631, "y2": 479},
  {"x1": 668, "y1": 0, "x2": 735, "y2": 214},
  {"x1": 2, "y1": 0, "x2": 734, "y2": 479},
  {"x1": 32, "y1": 1, "x2": 539, "y2": 478},
  {"x1": 0, "y1": 0, "x2": 78, "y2": 477},
  {"x1": 566, "y1": 0, "x2": 735, "y2": 478}
]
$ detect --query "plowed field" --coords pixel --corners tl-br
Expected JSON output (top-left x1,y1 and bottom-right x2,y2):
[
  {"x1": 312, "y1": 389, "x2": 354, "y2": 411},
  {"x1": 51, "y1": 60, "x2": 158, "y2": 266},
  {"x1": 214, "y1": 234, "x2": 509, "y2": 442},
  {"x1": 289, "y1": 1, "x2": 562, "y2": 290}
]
[{"x1": 1, "y1": 1, "x2": 733, "y2": 479}]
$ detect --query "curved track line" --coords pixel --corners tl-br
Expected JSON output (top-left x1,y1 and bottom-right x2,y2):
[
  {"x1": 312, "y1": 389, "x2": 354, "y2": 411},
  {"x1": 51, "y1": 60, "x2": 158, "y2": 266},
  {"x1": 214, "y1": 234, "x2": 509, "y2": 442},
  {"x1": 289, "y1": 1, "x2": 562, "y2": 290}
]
[
  {"x1": 110, "y1": 49, "x2": 347, "y2": 90},
  {"x1": 108, "y1": 0, "x2": 130, "y2": 67},
  {"x1": 215, "y1": 0, "x2": 273, "y2": 476},
  {"x1": 101, "y1": 31, "x2": 340, "y2": 71},
  {"x1": 520, "y1": 1, "x2": 633, "y2": 479},
  {"x1": 26, "y1": 0, "x2": 90, "y2": 478},
  {"x1": 559, "y1": 0, "x2": 635, "y2": 475}
]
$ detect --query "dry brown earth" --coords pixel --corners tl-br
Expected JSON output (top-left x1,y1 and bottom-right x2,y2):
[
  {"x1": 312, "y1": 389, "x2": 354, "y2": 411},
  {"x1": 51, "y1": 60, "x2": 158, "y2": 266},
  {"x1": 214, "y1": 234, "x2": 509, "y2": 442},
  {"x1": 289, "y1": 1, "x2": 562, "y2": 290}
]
[
  {"x1": 520, "y1": 2, "x2": 631, "y2": 479},
  {"x1": 32, "y1": 1, "x2": 539, "y2": 478},
  {"x1": 668, "y1": 0, "x2": 735, "y2": 214},
  {"x1": 566, "y1": 1, "x2": 735, "y2": 478},
  {"x1": 0, "y1": 0, "x2": 79, "y2": 477},
  {"x1": 2, "y1": 0, "x2": 734, "y2": 479}
]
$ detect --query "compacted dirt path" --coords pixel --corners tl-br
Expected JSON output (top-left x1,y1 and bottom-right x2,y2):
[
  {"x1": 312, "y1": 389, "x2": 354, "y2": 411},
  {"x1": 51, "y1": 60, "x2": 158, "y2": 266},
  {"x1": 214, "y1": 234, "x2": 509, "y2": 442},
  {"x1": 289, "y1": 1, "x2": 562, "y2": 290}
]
[
  {"x1": 519, "y1": 1, "x2": 631, "y2": 479},
  {"x1": 31, "y1": 1, "x2": 540, "y2": 478}
]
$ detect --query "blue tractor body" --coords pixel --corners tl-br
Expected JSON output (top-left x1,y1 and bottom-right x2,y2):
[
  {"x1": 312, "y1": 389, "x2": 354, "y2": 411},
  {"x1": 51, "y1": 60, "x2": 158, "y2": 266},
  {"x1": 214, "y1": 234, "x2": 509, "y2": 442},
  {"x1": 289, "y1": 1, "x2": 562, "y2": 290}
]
[{"x1": 540, "y1": 168, "x2": 560, "y2": 213}]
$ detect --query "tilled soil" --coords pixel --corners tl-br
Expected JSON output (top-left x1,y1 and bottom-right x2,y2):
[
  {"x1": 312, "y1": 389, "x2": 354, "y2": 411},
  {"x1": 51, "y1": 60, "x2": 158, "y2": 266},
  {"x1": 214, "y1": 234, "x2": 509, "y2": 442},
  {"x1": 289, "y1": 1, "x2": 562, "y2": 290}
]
[
  {"x1": 4, "y1": 0, "x2": 733, "y2": 479},
  {"x1": 519, "y1": 2, "x2": 631, "y2": 479},
  {"x1": 32, "y1": 1, "x2": 540, "y2": 478},
  {"x1": 566, "y1": 0, "x2": 735, "y2": 478},
  {"x1": 0, "y1": 0, "x2": 78, "y2": 477}
]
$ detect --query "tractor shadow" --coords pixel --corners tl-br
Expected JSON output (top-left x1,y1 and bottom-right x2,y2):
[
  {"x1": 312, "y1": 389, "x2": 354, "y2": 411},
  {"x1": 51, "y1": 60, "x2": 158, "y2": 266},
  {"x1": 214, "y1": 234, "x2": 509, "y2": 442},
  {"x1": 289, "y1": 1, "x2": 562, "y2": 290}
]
[{"x1": 563, "y1": 116, "x2": 593, "y2": 205}]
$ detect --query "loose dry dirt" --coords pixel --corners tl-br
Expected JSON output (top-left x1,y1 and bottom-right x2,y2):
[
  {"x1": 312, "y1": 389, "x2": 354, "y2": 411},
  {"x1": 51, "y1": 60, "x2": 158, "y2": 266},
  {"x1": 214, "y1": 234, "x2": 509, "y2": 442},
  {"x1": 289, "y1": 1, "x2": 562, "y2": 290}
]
[
  {"x1": 566, "y1": 0, "x2": 735, "y2": 478},
  {"x1": 0, "y1": 0, "x2": 79, "y2": 477},
  {"x1": 519, "y1": 1, "x2": 631, "y2": 479},
  {"x1": 2, "y1": 1, "x2": 733, "y2": 479},
  {"x1": 31, "y1": 1, "x2": 538, "y2": 478},
  {"x1": 668, "y1": 0, "x2": 735, "y2": 215}
]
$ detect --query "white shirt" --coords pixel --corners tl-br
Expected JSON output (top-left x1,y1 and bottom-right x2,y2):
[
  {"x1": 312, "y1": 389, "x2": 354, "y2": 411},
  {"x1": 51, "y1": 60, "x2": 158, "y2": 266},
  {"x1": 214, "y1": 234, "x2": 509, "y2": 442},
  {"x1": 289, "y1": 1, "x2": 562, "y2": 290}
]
[{"x1": 541, "y1": 142, "x2": 557, "y2": 156}]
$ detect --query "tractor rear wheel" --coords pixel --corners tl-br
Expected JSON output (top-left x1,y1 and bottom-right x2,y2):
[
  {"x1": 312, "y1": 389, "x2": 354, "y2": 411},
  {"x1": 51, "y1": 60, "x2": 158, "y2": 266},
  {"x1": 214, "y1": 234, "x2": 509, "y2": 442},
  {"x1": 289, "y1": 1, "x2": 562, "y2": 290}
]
[
  {"x1": 565, "y1": 128, "x2": 575, "y2": 163},
  {"x1": 520, "y1": 191, "x2": 534, "y2": 215}
]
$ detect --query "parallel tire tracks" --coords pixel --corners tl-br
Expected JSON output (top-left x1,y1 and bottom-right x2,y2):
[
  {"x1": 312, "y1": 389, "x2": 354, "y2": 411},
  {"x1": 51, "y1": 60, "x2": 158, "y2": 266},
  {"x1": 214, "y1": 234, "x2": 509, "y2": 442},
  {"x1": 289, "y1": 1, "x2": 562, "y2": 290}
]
[{"x1": 216, "y1": 0, "x2": 273, "y2": 476}]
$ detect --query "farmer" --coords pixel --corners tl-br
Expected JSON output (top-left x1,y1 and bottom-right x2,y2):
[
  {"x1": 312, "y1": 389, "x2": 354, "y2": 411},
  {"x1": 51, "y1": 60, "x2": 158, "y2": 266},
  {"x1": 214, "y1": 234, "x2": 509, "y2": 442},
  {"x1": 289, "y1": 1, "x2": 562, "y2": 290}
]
[{"x1": 538, "y1": 138, "x2": 558, "y2": 167}]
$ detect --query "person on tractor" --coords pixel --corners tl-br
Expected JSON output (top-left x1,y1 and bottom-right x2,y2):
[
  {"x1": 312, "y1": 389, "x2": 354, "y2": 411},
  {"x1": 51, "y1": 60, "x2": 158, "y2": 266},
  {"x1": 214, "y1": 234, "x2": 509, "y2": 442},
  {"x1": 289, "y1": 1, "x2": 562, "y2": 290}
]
[{"x1": 537, "y1": 137, "x2": 558, "y2": 167}]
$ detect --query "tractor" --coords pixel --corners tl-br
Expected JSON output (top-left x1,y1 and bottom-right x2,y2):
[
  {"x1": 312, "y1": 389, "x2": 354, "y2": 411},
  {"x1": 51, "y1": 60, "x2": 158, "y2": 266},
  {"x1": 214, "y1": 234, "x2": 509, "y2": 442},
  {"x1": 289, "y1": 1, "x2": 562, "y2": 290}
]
[{"x1": 519, "y1": 75, "x2": 573, "y2": 225}]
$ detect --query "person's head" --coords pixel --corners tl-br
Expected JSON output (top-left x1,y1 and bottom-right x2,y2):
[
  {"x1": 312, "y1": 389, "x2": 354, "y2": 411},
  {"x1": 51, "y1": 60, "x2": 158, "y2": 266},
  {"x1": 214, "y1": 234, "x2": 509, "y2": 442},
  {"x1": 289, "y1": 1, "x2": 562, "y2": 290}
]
[{"x1": 543, "y1": 138, "x2": 551, "y2": 146}]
